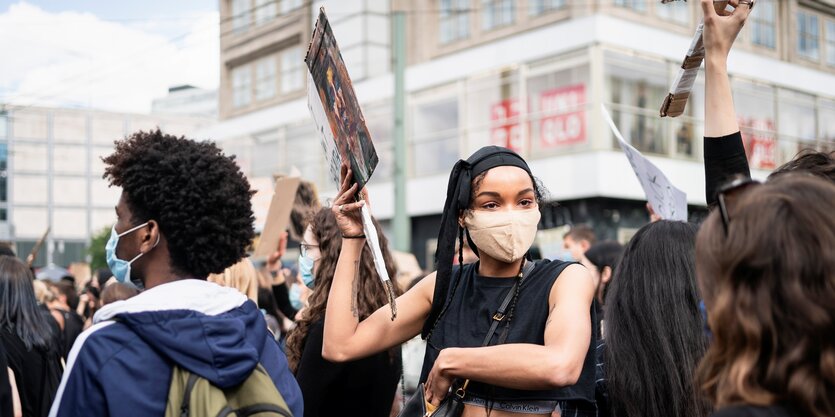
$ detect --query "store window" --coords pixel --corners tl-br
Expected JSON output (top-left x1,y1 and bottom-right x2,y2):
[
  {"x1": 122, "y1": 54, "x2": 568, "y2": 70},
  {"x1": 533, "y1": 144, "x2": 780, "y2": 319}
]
[
  {"x1": 412, "y1": 92, "x2": 459, "y2": 177},
  {"x1": 750, "y1": 0, "x2": 776, "y2": 49},
  {"x1": 481, "y1": 0, "x2": 515, "y2": 31},
  {"x1": 0, "y1": 113, "x2": 6, "y2": 140},
  {"x1": 818, "y1": 98, "x2": 835, "y2": 145},
  {"x1": 232, "y1": 65, "x2": 252, "y2": 108},
  {"x1": 280, "y1": 0, "x2": 303, "y2": 14},
  {"x1": 231, "y1": 0, "x2": 250, "y2": 33},
  {"x1": 778, "y1": 89, "x2": 817, "y2": 163},
  {"x1": 254, "y1": 0, "x2": 275, "y2": 25},
  {"x1": 468, "y1": 70, "x2": 522, "y2": 153},
  {"x1": 797, "y1": 11, "x2": 820, "y2": 61},
  {"x1": 250, "y1": 130, "x2": 280, "y2": 178},
  {"x1": 529, "y1": 0, "x2": 566, "y2": 16},
  {"x1": 655, "y1": 1, "x2": 690, "y2": 25},
  {"x1": 606, "y1": 54, "x2": 668, "y2": 155},
  {"x1": 527, "y1": 65, "x2": 590, "y2": 155},
  {"x1": 255, "y1": 55, "x2": 277, "y2": 101},
  {"x1": 281, "y1": 47, "x2": 304, "y2": 94},
  {"x1": 363, "y1": 102, "x2": 393, "y2": 181},
  {"x1": 285, "y1": 123, "x2": 325, "y2": 186},
  {"x1": 733, "y1": 80, "x2": 777, "y2": 169},
  {"x1": 439, "y1": 0, "x2": 469, "y2": 44},
  {"x1": 826, "y1": 21, "x2": 835, "y2": 66},
  {"x1": 0, "y1": 143, "x2": 7, "y2": 203},
  {"x1": 614, "y1": 0, "x2": 647, "y2": 12}
]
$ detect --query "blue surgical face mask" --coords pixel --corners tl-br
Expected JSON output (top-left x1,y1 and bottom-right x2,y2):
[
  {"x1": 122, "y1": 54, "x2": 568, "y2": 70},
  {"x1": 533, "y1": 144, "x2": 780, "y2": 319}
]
[
  {"x1": 298, "y1": 254, "x2": 315, "y2": 289},
  {"x1": 105, "y1": 222, "x2": 159, "y2": 284},
  {"x1": 289, "y1": 284, "x2": 304, "y2": 311}
]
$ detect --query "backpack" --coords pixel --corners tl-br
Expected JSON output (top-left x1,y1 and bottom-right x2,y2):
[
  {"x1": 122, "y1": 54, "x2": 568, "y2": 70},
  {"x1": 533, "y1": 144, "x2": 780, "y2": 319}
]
[{"x1": 164, "y1": 363, "x2": 293, "y2": 417}]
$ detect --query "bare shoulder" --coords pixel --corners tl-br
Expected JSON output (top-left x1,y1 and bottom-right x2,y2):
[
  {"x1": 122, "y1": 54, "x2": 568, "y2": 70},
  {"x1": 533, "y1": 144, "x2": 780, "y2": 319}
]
[
  {"x1": 549, "y1": 263, "x2": 595, "y2": 305},
  {"x1": 408, "y1": 270, "x2": 437, "y2": 304}
]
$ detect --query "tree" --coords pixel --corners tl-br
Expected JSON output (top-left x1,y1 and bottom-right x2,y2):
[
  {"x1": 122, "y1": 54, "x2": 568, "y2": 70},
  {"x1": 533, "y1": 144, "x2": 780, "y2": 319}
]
[{"x1": 88, "y1": 225, "x2": 112, "y2": 271}]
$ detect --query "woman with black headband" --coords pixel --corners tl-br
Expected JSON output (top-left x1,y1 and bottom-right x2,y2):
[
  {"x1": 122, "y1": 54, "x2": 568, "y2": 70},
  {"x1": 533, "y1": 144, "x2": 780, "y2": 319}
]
[{"x1": 324, "y1": 146, "x2": 597, "y2": 416}]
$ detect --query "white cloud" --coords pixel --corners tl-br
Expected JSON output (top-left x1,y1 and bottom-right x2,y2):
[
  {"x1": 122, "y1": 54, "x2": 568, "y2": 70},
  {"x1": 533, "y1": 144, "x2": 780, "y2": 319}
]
[{"x1": 0, "y1": 2, "x2": 219, "y2": 113}]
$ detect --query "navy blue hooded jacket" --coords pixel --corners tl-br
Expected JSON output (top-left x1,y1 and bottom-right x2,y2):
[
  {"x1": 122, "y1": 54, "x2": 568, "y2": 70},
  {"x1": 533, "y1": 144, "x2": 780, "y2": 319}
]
[{"x1": 48, "y1": 279, "x2": 303, "y2": 417}]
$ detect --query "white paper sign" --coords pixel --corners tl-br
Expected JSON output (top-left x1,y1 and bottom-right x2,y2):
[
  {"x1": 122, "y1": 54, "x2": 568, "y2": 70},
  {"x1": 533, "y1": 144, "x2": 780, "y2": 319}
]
[{"x1": 601, "y1": 105, "x2": 688, "y2": 221}]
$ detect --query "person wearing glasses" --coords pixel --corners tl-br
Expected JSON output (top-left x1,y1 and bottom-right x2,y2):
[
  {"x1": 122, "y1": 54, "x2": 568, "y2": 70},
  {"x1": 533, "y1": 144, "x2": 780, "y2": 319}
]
[
  {"x1": 701, "y1": 0, "x2": 835, "y2": 206},
  {"x1": 284, "y1": 208, "x2": 403, "y2": 417},
  {"x1": 696, "y1": 174, "x2": 835, "y2": 417}
]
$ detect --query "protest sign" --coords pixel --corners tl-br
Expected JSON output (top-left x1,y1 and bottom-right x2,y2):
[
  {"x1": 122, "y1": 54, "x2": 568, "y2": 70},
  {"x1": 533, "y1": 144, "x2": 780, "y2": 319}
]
[
  {"x1": 305, "y1": 7, "x2": 395, "y2": 318},
  {"x1": 305, "y1": 7, "x2": 378, "y2": 189},
  {"x1": 602, "y1": 105, "x2": 688, "y2": 221},
  {"x1": 659, "y1": 1, "x2": 731, "y2": 118},
  {"x1": 254, "y1": 177, "x2": 301, "y2": 258}
]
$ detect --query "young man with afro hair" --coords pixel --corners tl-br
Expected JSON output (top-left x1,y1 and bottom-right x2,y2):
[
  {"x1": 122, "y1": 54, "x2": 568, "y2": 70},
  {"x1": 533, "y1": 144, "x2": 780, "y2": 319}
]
[{"x1": 49, "y1": 130, "x2": 303, "y2": 417}]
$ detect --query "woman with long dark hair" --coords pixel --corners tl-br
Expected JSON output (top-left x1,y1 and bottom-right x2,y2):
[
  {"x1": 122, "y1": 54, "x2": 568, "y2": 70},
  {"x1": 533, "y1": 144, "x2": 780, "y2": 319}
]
[
  {"x1": 286, "y1": 208, "x2": 402, "y2": 417},
  {"x1": 323, "y1": 147, "x2": 598, "y2": 417},
  {"x1": 602, "y1": 221, "x2": 710, "y2": 417},
  {"x1": 696, "y1": 175, "x2": 835, "y2": 417},
  {"x1": 0, "y1": 256, "x2": 63, "y2": 417}
]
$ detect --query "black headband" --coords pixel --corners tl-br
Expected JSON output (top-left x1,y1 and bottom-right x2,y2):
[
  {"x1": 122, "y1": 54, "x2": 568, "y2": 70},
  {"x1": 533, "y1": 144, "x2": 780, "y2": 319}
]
[{"x1": 422, "y1": 146, "x2": 532, "y2": 339}]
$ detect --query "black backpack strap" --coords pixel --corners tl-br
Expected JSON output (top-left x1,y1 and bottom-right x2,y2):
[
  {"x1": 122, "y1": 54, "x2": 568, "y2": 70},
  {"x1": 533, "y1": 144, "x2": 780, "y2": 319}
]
[{"x1": 180, "y1": 373, "x2": 200, "y2": 417}]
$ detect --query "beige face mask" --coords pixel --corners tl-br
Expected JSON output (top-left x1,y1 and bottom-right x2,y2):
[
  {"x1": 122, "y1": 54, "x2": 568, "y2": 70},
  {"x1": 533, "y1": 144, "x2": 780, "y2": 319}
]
[{"x1": 463, "y1": 209, "x2": 541, "y2": 263}]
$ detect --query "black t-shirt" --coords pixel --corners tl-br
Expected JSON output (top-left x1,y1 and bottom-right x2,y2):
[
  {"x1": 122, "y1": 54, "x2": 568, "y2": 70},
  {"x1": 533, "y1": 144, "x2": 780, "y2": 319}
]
[
  {"x1": 704, "y1": 132, "x2": 751, "y2": 206},
  {"x1": 0, "y1": 329, "x2": 63, "y2": 417},
  {"x1": 294, "y1": 319, "x2": 401, "y2": 417},
  {"x1": 55, "y1": 308, "x2": 84, "y2": 359},
  {"x1": 711, "y1": 405, "x2": 805, "y2": 417},
  {"x1": 0, "y1": 341, "x2": 14, "y2": 417}
]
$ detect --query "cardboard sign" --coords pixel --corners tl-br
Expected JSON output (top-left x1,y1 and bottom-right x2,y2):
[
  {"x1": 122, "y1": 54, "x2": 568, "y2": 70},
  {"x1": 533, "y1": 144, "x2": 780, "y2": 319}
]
[
  {"x1": 305, "y1": 7, "x2": 378, "y2": 189},
  {"x1": 602, "y1": 105, "x2": 688, "y2": 221},
  {"x1": 249, "y1": 177, "x2": 275, "y2": 232},
  {"x1": 254, "y1": 177, "x2": 301, "y2": 258}
]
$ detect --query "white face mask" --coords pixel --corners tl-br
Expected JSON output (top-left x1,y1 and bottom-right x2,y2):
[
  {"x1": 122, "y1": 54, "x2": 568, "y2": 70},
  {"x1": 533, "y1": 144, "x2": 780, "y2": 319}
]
[{"x1": 464, "y1": 209, "x2": 541, "y2": 263}]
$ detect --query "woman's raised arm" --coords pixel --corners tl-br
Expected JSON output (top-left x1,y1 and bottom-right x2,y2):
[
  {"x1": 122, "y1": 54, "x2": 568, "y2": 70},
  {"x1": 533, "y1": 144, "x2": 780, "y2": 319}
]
[{"x1": 322, "y1": 165, "x2": 435, "y2": 362}]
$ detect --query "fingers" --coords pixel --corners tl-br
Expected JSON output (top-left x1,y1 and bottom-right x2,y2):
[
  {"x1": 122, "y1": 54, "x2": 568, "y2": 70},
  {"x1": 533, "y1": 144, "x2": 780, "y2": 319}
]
[
  {"x1": 700, "y1": 0, "x2": 720, "y2": 19},
  {"x1": 732, "y1": 0, "x2": 753, "y2": 23}
]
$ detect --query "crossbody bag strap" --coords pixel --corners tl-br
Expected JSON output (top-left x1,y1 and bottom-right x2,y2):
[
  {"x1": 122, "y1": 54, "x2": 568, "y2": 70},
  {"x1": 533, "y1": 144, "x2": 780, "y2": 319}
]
[{"x1": 456, "y1": 260, "x2": 536, "y2": 399}]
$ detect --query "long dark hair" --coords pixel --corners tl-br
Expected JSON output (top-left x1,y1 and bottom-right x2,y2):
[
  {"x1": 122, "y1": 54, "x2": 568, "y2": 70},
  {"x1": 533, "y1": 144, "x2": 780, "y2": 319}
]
[
  {"x1": 0, "y1": 256, "x2": 57, "y2": 350},
  {"x1": 696, "y1": 175, "x2": 835, "y2": 417},
  {"x1": 604, "y1": 220, "x2": 710, "y2": 417},
  {"x1": 286, "y1": 208, "x2": 400, "y2": 372}
]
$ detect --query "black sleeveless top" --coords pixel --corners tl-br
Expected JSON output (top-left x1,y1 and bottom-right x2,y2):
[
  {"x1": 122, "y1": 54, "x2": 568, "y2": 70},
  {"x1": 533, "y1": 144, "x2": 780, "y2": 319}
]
[{"x1": 419, "y1": 260, "x2": 598, "y2": 402}]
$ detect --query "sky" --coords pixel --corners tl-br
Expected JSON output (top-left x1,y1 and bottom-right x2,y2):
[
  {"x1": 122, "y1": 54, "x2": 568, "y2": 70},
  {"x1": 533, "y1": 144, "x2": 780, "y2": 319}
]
[{"x1": 0, "y1": 0, "x2": 219, "y2": 113}]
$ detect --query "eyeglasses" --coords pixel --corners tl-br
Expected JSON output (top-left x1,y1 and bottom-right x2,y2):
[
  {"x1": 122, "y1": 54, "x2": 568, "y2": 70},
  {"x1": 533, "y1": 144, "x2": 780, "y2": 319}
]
[
  {"x1": 300, "y1": 243, "x2": 319, "y2": 259},
  {"x1": 716, "y1": 176, "x2": 761, "y2": 236}
]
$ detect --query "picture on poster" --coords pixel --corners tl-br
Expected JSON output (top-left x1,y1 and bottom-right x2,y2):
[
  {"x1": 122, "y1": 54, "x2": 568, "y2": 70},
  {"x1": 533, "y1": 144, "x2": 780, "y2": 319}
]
[
  {"x1": 601, "y1": 105, "x2": 688, "y2": 221},
  {"x1": 305, "y1": 7, "x2": 378, "y2": 189}
]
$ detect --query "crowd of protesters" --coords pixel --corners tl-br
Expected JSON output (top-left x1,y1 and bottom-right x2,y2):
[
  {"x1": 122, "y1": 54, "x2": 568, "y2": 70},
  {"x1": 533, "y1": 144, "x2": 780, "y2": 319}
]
[{"x1": 0, "y1": 1, "x2": 832, "y2": 417}]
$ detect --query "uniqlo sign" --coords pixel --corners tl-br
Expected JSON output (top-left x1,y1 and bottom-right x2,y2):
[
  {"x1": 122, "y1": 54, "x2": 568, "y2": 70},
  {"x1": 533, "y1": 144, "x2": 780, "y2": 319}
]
[
  {"x1": 490, "y1": 98, "x2": 525, "y2": 152},
  {"x1": 539, "y1": 84, "x2": 586, "y2": 147}
]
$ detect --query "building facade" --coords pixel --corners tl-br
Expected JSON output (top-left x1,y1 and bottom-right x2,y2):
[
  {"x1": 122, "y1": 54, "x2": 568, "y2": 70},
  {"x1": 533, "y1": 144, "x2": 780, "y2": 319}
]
[
  {"x1": 203, "y1": 0, "x2": 835, "y2": 267},
  {"x1": 0, "y1": 105, "x2": 211, "y2": 267},
  {"x1": 151, "y1": 85, "x2": 219, "y2": 118}
]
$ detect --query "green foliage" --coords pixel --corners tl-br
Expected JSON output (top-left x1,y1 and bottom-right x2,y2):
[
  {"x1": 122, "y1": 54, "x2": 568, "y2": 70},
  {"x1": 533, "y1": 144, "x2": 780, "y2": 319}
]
[{"x1": 88, "y1": 225, "x2": 112, "y2": 271}]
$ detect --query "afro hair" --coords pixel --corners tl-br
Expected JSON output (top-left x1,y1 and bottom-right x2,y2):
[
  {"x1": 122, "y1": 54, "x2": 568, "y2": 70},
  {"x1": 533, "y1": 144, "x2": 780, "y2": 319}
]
[{"x1": 102, "y1": 129, "x2": 255, "y2": 278}]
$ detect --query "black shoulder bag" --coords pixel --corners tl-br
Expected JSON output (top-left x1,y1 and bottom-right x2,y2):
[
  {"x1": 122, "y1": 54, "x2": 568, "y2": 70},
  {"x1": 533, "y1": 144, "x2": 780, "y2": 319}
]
[{"x1": 398, "y1": 260, "x2": 535, "y2": 417}]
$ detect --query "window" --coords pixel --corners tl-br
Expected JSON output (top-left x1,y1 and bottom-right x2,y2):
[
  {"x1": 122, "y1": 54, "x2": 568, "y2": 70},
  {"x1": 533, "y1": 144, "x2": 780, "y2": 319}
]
[
  {"x1": 827, "y1": 21, "x2": 835, "y2": 66},
  {"x1": 231, "y1": 0, "x2": 250, "y2": 33},
  {"x1": 0, "y1": 113, "x2": 6, "y2": 140},
  {"x1": 614, "y1": 0, "x2": 647, "y2": 12},
  {"x1": 819, "y1": 98, "x2": 835, "y2": 143},
  {"x1": 529, "y1": 0, "x2": 566, "y2": 16},
  {"x1": 413, "y1": 93, "x2": 459, "y2": 176},
  {"x1": 280, "y1": 0, "x2": 303, "y2": 14},
  {"x1": 606, "y1": 54, "x2": 668, "y2": 155},
  {"x1": 254, "y1": 0, "x2": 275, "y2": 25},
  {"x1": 655, "y1": 1, "x2": 689, "y2": 25},
  {"x1": 280, "y1": 47, "x2": 304, "y2": 93},
  {"x1": 255, "y1": 56, "x2": 277, "y2": 101},
  {"x1": 439, "y1": 0, "x2": 469, "y2": 44},
  {"x1": 733, "y1": 80, "x2": 777, "y2": 169},
  {"x1": 232, "y1": 65, "x2": 252, "y2": 108},
  {"x1": 750, "y1": 0, "x2": 776, "y2": 48},
  {"x1": 481, "y1": 0, "x2": 514, "y2": 31},
  {"x1": 797, "y1": 11, "x2": 819, "y2": 61}
]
